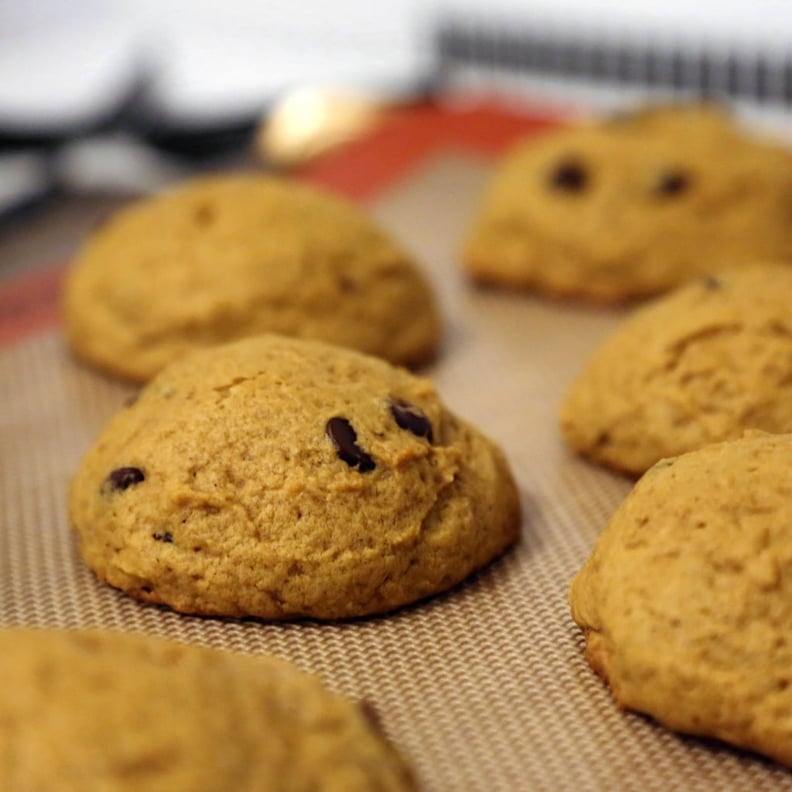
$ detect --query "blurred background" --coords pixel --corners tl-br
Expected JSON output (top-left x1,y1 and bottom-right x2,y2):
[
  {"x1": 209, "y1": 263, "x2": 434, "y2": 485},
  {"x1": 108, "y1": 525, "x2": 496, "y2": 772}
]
[{"x1": 2, "y1": 0, "x2": 792, "y2": 278}]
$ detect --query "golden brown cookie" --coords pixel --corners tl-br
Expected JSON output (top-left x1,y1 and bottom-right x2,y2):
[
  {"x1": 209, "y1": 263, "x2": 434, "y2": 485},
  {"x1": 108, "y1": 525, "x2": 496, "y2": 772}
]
[
  {"x1": 569, "y1": 431, "x2": 792, "y2": 768},
  {"x1": 0, "y1": 628, "x2": 417, "y2": 791},
  {"x1": 560, "y1": 264, "x2": 792, "y2": 475},
  {"x1": 69, "y1": 335, "x2": 521, "y2": 619},
  {"x1": 464, "y1": 104, "x2": 792, "y2": 302},
  {"x1": 63, "y1": 173, "x2": 440, "y2": 382}
]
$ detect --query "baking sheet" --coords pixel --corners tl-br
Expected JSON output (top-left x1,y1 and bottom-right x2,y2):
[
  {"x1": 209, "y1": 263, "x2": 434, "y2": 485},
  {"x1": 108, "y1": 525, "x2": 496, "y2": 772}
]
[{"x1": 2, "y1": 151, "x2": 791, "y2": 791}]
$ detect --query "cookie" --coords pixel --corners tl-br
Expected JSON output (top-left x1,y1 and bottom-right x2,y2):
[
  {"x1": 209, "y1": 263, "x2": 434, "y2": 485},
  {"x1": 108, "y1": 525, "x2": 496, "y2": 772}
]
[
  {"x1": 0, "y1": 628, "x2": 417, "y2": 791},
  {"x1": 560, "y1": 264, "x2": 792, "y2": 475},
  {"x1": 69, "y1": 334, "x2": 521, "y2": 619},
  {"x1": 569, "y1": 431, "x2": 792, "y2": 768},
  {"x1": 464, "y1": 104, "x2": 792, "y2": 302},
  {"x1": 63, "y1": 173, "x2": 439, "y2": 382}
]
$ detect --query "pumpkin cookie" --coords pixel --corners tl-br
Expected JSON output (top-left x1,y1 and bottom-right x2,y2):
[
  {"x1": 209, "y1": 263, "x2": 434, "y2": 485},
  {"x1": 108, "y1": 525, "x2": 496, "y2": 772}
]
[
  {"x1": 560, "y1": 264, "x2": 792, "y2": 475},
  {"x1": 0, "y1": 628, "x2": 417, "y2": 791},
  {"x1": 69, "y1": 335, "x2": 520, "y2": 619},
  {"x1": 570, "y1": 431, "x2": 792, "y2": 768},
  {"x1": 465, "y1": 105, "x2": 792, "y2": 302},
  {"x1": 64, "y1": 174, "x2": 439, "y2": 382}
]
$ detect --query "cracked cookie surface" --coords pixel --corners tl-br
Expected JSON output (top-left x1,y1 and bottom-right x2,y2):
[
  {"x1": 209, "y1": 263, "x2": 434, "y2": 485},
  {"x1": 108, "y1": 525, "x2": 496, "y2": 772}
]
[
  {"x1": 569, "y1": 431, "x2": 792, "y2": 768},
  {"x1": 63, "y1": 173, "x2": 440, "y2": 383},
  {"x1": 0, "y1": 628, "x2": 418, "y2": 791},
  {"x1": 560, "y1": 264, "x2": 792, "y2": 475},
  {"x1": 464, "y1": 105, "x2": 792, "y2": 302},
  {"x1": 69, "y1": 335, "x2": 521, "y2": 619}
]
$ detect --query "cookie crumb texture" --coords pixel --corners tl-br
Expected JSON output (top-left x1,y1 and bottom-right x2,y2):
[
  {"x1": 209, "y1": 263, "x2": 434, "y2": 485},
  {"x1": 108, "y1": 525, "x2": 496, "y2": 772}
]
[
  {"x1": 464, "y1": 105, "x2": 792, "y2": 302},
  {"x1": 63, "y1": 174, "x2": 439, "y2": 382},
  {"x1": 569, "y1": 432, "x2": 792, "y2": 768},
  {"x1": 69, "y1": 335, "x2": 520, "y2": 619},
  {"x1": 0, "y1": 629, "x2": 418, "y2": 791},
  {"x1": 560, "y1": 264, "x2": 792, "y2": 475}
]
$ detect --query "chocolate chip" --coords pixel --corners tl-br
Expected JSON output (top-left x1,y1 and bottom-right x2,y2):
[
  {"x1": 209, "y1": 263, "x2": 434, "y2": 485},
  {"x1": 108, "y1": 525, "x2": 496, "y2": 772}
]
[
  {"x1": 593, "y1": 430, "x2": 611, "y2": 448},
  {"x1": 336, "y1": 274, "x2": 358, "y2": 293},
  {"x1": 549, "y1": 159, "x2": 587, "y2": 192},
  {"x1": 701, "y1": 275, "x2": 722, "y2": 290},
  {"x1": 105, "y1": 467, "x2": 145, "y2": 491},
  {"x1": 358, "y1": 700, "x2": 384, "y2": 732},
  {"x1": 193, "y1": 204, "x2": 215, "y2": 226},
  {"x1": 325, "y1": 417, "x2": 375, "y2": 472},
  {"x1": 389, "y1": 399, "x2": 433, "y2": 443},
  {"x1": 655, "y1": 171, "x2": 690, "y2": 197},
  {"x1": 152, "y1": 531, "x2": 173, "y2": 543}
]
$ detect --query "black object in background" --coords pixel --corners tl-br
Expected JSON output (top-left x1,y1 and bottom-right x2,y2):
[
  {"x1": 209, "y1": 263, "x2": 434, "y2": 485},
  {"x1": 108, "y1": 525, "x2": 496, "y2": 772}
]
[{"x1": 434, "y1": 15, "x2": 792, "y2": 107}]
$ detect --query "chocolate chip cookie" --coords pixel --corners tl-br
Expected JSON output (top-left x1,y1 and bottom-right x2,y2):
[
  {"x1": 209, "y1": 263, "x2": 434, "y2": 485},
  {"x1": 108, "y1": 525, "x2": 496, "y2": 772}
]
[
  {"x1": 569, "y1": 431, "x2": 792, "y2": 768},
  {"x1": 560, "y1": 264, "x2": 792, "y2": 475},
  {"x1": 464, "y1": 104, "x2": 792, "y2": 302},
  {"x1": 0, "y1": 628, "x2": 417, "y2": 791},
  {"x1": 69, "y1": 335, "x2": 521, "y2": 619},
  {"x1": 63, "y1": 173, "x2": 440, "y2": 382}
]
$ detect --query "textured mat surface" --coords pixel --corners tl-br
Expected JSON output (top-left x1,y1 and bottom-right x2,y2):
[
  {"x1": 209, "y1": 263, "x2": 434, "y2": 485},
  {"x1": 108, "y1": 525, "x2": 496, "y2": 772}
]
[{"x1": 2, "y1": 153, "x2": 791, "y2": 791}]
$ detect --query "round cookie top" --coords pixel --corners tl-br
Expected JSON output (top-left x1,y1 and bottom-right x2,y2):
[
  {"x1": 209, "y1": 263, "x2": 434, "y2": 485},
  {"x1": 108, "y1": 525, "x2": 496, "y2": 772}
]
[
  {"x1": 464, "y1": 105, "x2": 792, "y2": 302},
  {"x1": 63, "y1": 173, "x2": 440, "y2": 382},
  {"x1": 560, "y1": 263, "x2": 792, "y2": 475},
  {"x1": 569, "y1": 431, "x2": 792, "y2": 768},
  {"x1": 0, "y1": 628, "x2": 417, "y2": 791},
  {"x1": 69, "y1": 335, "x2": 520, "y2": 619}
]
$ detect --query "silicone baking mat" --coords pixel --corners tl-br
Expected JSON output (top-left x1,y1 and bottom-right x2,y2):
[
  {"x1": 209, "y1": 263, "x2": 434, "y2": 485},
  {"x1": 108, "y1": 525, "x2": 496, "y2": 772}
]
[{"x1": 1, "y1": 103, "x2": 790, "y2": 791}]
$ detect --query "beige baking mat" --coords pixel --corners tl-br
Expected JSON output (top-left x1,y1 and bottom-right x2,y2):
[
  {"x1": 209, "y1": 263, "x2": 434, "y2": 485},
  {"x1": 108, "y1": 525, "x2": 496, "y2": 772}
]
[{"x1": 2, "y1": 152, "x2": 790, "y2": 791}]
